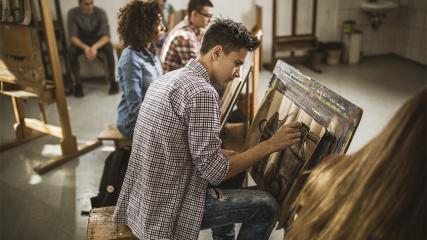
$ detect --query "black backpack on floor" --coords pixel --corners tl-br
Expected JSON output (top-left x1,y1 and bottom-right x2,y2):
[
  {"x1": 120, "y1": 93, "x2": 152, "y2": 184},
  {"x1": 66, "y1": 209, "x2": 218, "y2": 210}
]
[{"x1": 90, "y1": 147, "x2": 131, "y2": 208}]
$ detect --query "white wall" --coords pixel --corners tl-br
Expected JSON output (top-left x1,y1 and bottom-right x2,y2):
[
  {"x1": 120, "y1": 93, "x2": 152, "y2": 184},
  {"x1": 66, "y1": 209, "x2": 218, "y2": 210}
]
[
  {"x1": 169, "y1": 0, "x2": 255, "y2": 27},
  {"x1": 394, "y1": 0, "x2": 427, "y2": 64},
  {"x1": 55, "y1": 0, "x2": 364, "y2": 70},
  {"x1": 336, "y1": 0, "x2": 426, "y2": 65},
  {"x1": 254, "y1": 0, "x2": 340, "y2": 64}
]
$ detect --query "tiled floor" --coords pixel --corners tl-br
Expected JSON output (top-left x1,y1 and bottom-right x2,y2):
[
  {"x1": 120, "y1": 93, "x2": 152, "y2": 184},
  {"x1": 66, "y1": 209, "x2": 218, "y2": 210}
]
[{"x1": 0, "y1": 56, "x2": 425, "y2": 240}]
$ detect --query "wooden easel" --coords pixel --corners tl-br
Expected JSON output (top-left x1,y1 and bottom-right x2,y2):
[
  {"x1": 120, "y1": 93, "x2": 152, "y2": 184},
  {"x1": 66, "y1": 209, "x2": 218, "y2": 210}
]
[
  {"x1": 271, "y1": 0, "x2": 321, "y2": 73},
  {"x1": 0, "y1": 0, "x2": 100, "y2": 174}
]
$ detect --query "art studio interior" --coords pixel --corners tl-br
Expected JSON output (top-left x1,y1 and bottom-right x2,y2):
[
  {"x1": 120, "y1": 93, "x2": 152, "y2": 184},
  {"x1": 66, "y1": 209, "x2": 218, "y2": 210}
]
[{"x1": 0, "y1": 0, "x2": 425, "y2": 239}]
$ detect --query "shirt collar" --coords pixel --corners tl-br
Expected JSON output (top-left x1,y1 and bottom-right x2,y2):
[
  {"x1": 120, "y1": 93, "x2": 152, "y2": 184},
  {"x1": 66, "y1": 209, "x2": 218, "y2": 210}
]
[
  {"x1": 133, "y1": 46, "x2": 156, "y2": 60},
  {"x1": 185, "y1": 58, "x2": 210, "y2": 84}
]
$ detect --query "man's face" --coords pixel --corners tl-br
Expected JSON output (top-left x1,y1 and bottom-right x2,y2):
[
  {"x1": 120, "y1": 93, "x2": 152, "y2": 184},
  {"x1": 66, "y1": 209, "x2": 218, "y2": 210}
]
[
  {"x1": 192, "y1": 6, "x2": 213, "y2": 29},
  {"x1": 211, "y1": 47, "x2": 248, "y2": 87},
  {"x1": 80, "y1": 0, "x2": 94, "y2": 15}
]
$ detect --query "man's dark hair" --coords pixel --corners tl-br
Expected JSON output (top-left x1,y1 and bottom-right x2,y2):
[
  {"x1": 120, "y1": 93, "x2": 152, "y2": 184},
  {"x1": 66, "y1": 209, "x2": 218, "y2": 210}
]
[
  {"x1": 187, "y1": 0, "x2": 213, "y2": 17},
  {"x1": 117, "y1": 1, "x2": 162, "y2": 51},
  {"x1": 200, "y1": 18, "x2": 260, "y2": 55}
]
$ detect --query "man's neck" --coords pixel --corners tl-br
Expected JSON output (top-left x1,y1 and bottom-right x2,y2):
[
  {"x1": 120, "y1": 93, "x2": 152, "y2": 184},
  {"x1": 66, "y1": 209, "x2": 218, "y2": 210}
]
[
  {"x1": 196, "y1": 55, "x2": 214, "y2": 82},
  {"x1": 187, "y1": 17, "x2": 201, "y2": 33}
]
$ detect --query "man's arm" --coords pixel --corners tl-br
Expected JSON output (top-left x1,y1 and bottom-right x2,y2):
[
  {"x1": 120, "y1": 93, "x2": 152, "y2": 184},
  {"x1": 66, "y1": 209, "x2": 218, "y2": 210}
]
[
  {"x1": 224, "y1": 122, "x2": 301, "y2": 180},
  {"x1": 70, "y1": 36, "x2": 89, "y2": 50},
  {"x1": 92, "y1": 35, "x2": 110, "y2": 50},
  {"x1": 221, "y1": 149, "x2": 238, "y2": 157},
  {"x1": 88, "y1": 35, "x2": 110, "y2": 60},
  {"x1": 68, "y1": 9, "x2": 93, "y2": 60},
  {"x1": 186, "y1": 89, "x2": 301, "y2": 185},
  {"x1": 68, "y1": 9, "x2": 87, "y2": 50},
  {"x1": 88, "y1": 8, "x2": 111, "y2": 58}
]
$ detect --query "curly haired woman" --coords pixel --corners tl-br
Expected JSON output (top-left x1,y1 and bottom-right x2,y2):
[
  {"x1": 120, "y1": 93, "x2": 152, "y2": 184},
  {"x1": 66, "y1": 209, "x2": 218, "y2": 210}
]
[
  {"x1": 116, "y1": 0, "x2": 165, "y2": 140},
  {"x1": 286, "y1": 88, "x2": 426, "y2": 240}
]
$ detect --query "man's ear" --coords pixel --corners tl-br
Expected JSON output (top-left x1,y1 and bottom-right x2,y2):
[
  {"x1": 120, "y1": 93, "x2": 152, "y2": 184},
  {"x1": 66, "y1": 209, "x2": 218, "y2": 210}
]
[
  {"x1": 211, "y1": 45, "x2": 223, "y2": 61},
  {"x1": 190, "y1": 10, "x2": 197, "y2": 21}
]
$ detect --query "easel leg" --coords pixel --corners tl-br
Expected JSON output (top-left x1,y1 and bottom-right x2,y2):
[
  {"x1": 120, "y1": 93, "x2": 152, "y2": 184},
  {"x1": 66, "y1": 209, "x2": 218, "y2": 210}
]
[
  {"x1": 11, "y1": 96, "x2": 32, "y2": 139},
  {"x1": 0, "y1": 96, "x2": 44, "y2": 152}
]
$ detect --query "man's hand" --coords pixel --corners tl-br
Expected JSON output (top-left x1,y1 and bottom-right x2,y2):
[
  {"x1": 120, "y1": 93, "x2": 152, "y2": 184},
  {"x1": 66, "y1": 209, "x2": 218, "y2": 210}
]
[
  {"x1": 266, "y1": 121, "x2": 301, "y2": 152},
  {"x1": 88, "y1": 46, "x2": 98, "y2": 60},
  {"x1": 84, "y1": 46, "x2": 95, "y2": 61}
]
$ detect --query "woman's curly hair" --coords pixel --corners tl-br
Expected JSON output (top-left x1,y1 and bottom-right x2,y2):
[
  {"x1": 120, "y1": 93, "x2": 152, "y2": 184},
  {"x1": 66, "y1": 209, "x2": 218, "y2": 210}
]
[{"x1": 117, "y1": 1, "x2": 162, "y2": 51}]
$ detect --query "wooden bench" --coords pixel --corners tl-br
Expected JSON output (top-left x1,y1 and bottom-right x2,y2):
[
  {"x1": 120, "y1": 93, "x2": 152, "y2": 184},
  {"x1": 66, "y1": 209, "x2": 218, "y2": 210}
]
[
  {"x1": 97, "y1": 125, "x2": 130, "y2": 149},
  {"x1": 87, "y1": 207, "x2": 137, "y2": 240}
]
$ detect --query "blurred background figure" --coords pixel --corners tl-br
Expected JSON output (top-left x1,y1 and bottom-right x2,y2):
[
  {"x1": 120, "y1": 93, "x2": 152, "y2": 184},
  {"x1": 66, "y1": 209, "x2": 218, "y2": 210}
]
[
  {"x1": 160, "y1": 0, "x2": 213, "y2": 72},
  {"x1": 285, "y1": 88, "x2": 426, "y2": 240},
  {"x1": 115, "y1": 0, "x2": 165, "y2": 140},
  {"x1": 67, "y1": 0, "x2": 118, "y2": 97},
  {"x1": 158, "y1": 0, "x2": 175, "y2": 36}
]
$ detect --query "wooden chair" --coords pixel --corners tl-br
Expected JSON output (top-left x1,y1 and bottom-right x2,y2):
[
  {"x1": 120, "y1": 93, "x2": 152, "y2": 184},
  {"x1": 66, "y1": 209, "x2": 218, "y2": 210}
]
[
  {"x1": 87, "y1": 207, "x2": 137, "y2": 240},
  {"x1": 97, "y1": 125, "x2": 130, "y2": 150}
]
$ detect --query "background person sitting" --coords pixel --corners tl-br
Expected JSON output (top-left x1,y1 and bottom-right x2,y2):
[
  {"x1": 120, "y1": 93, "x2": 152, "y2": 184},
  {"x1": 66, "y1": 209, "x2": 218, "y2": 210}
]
[
  {"x1": 67, "y1": 0, "x2": 118, "y2": 97},
  {"x1": 115, "y1": 0, "x2": 165, "y2": 140},
  {"x1": 158, "y1": 0, "x2": 175, "y2": 36},
  {"x1": 285, "y1": 88, "x2": 426, "y2": 240},
  {"x1": 160, "y1": 0, "x2": 213, "y2": 72}
]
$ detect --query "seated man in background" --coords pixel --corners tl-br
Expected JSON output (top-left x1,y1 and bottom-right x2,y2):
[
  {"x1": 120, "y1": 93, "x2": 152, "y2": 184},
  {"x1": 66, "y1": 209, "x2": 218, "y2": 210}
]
[
  {"x1": 160, "y1": 0, "x2": 213, "y2": 72},
  {"x1": 67, "y1": 0, "x2": 118, "y2": 97}
]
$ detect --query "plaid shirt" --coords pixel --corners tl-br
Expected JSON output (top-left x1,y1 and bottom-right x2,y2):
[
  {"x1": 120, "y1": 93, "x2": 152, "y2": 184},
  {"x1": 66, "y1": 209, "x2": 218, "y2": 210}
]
[
  {"x1": 113, "y1": 59, "x2": 230, "y2": 240},
  {"x1": 160, "y1": 18, "x2": 203, "y2": 72}
]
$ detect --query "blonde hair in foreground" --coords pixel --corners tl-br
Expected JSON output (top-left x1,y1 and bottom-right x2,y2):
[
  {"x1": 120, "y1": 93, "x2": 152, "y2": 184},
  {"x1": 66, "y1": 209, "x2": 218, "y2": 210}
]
[{"x1": 286, "y1": 88, "x2": 426, "y2": 240}]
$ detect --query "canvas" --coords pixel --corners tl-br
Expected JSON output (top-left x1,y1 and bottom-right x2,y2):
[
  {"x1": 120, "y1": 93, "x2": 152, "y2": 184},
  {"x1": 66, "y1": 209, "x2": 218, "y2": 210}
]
[{"x1": 245, "y1": 60, "x2": 363, "y2": 231}]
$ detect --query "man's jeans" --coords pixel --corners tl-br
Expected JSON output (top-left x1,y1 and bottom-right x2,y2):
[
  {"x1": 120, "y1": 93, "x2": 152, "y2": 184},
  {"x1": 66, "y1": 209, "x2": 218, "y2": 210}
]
[{"x1": 201, "y1": 188, "x2": 279, "y2": 240}]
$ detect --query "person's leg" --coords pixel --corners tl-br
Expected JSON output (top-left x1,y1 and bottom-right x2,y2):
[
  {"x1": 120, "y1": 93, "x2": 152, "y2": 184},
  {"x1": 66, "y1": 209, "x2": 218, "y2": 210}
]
[
  {"x1": 97, "y1": 42, "x2": 118, "y2": 94},
  {"x1": 68, "y1": 45, "x2": 84, "y2": 97},
  {"x1": 211, "y1": 173, "x2": 246, "y2": 239},
  {"x1": 201, "y1": 188, "x2": 279, "y2": 240}
]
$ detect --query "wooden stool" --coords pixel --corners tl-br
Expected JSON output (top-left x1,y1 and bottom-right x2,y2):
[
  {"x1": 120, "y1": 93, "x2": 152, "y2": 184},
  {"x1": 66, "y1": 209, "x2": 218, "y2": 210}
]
[
  {"x1": 97, "y1": 125, "x2": 130, "y2": 149},
  {"x1": 87, "y1": 207, "x2": 137, "y2": 240}
]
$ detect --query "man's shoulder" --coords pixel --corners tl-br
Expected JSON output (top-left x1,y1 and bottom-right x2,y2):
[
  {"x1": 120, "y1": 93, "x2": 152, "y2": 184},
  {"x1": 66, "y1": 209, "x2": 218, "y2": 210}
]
[
  {"x1": 68, "y1": 7, "x2": 80, "y2": 16},
  {"x1": 169, "y1": 21, "x2": 196, "y2": 39},
  {"x1": 170, "y1": 69, "x2": 215, "y2": 96},
  {"x1": 93, "y1": 6, "x2": 107, "y2": 15}
]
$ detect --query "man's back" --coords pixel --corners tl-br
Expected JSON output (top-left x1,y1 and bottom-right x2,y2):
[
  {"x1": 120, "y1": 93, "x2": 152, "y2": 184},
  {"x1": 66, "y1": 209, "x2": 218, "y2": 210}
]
[{"x1": 113, "y1": 59, "x2": 229, "y2": 240}]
